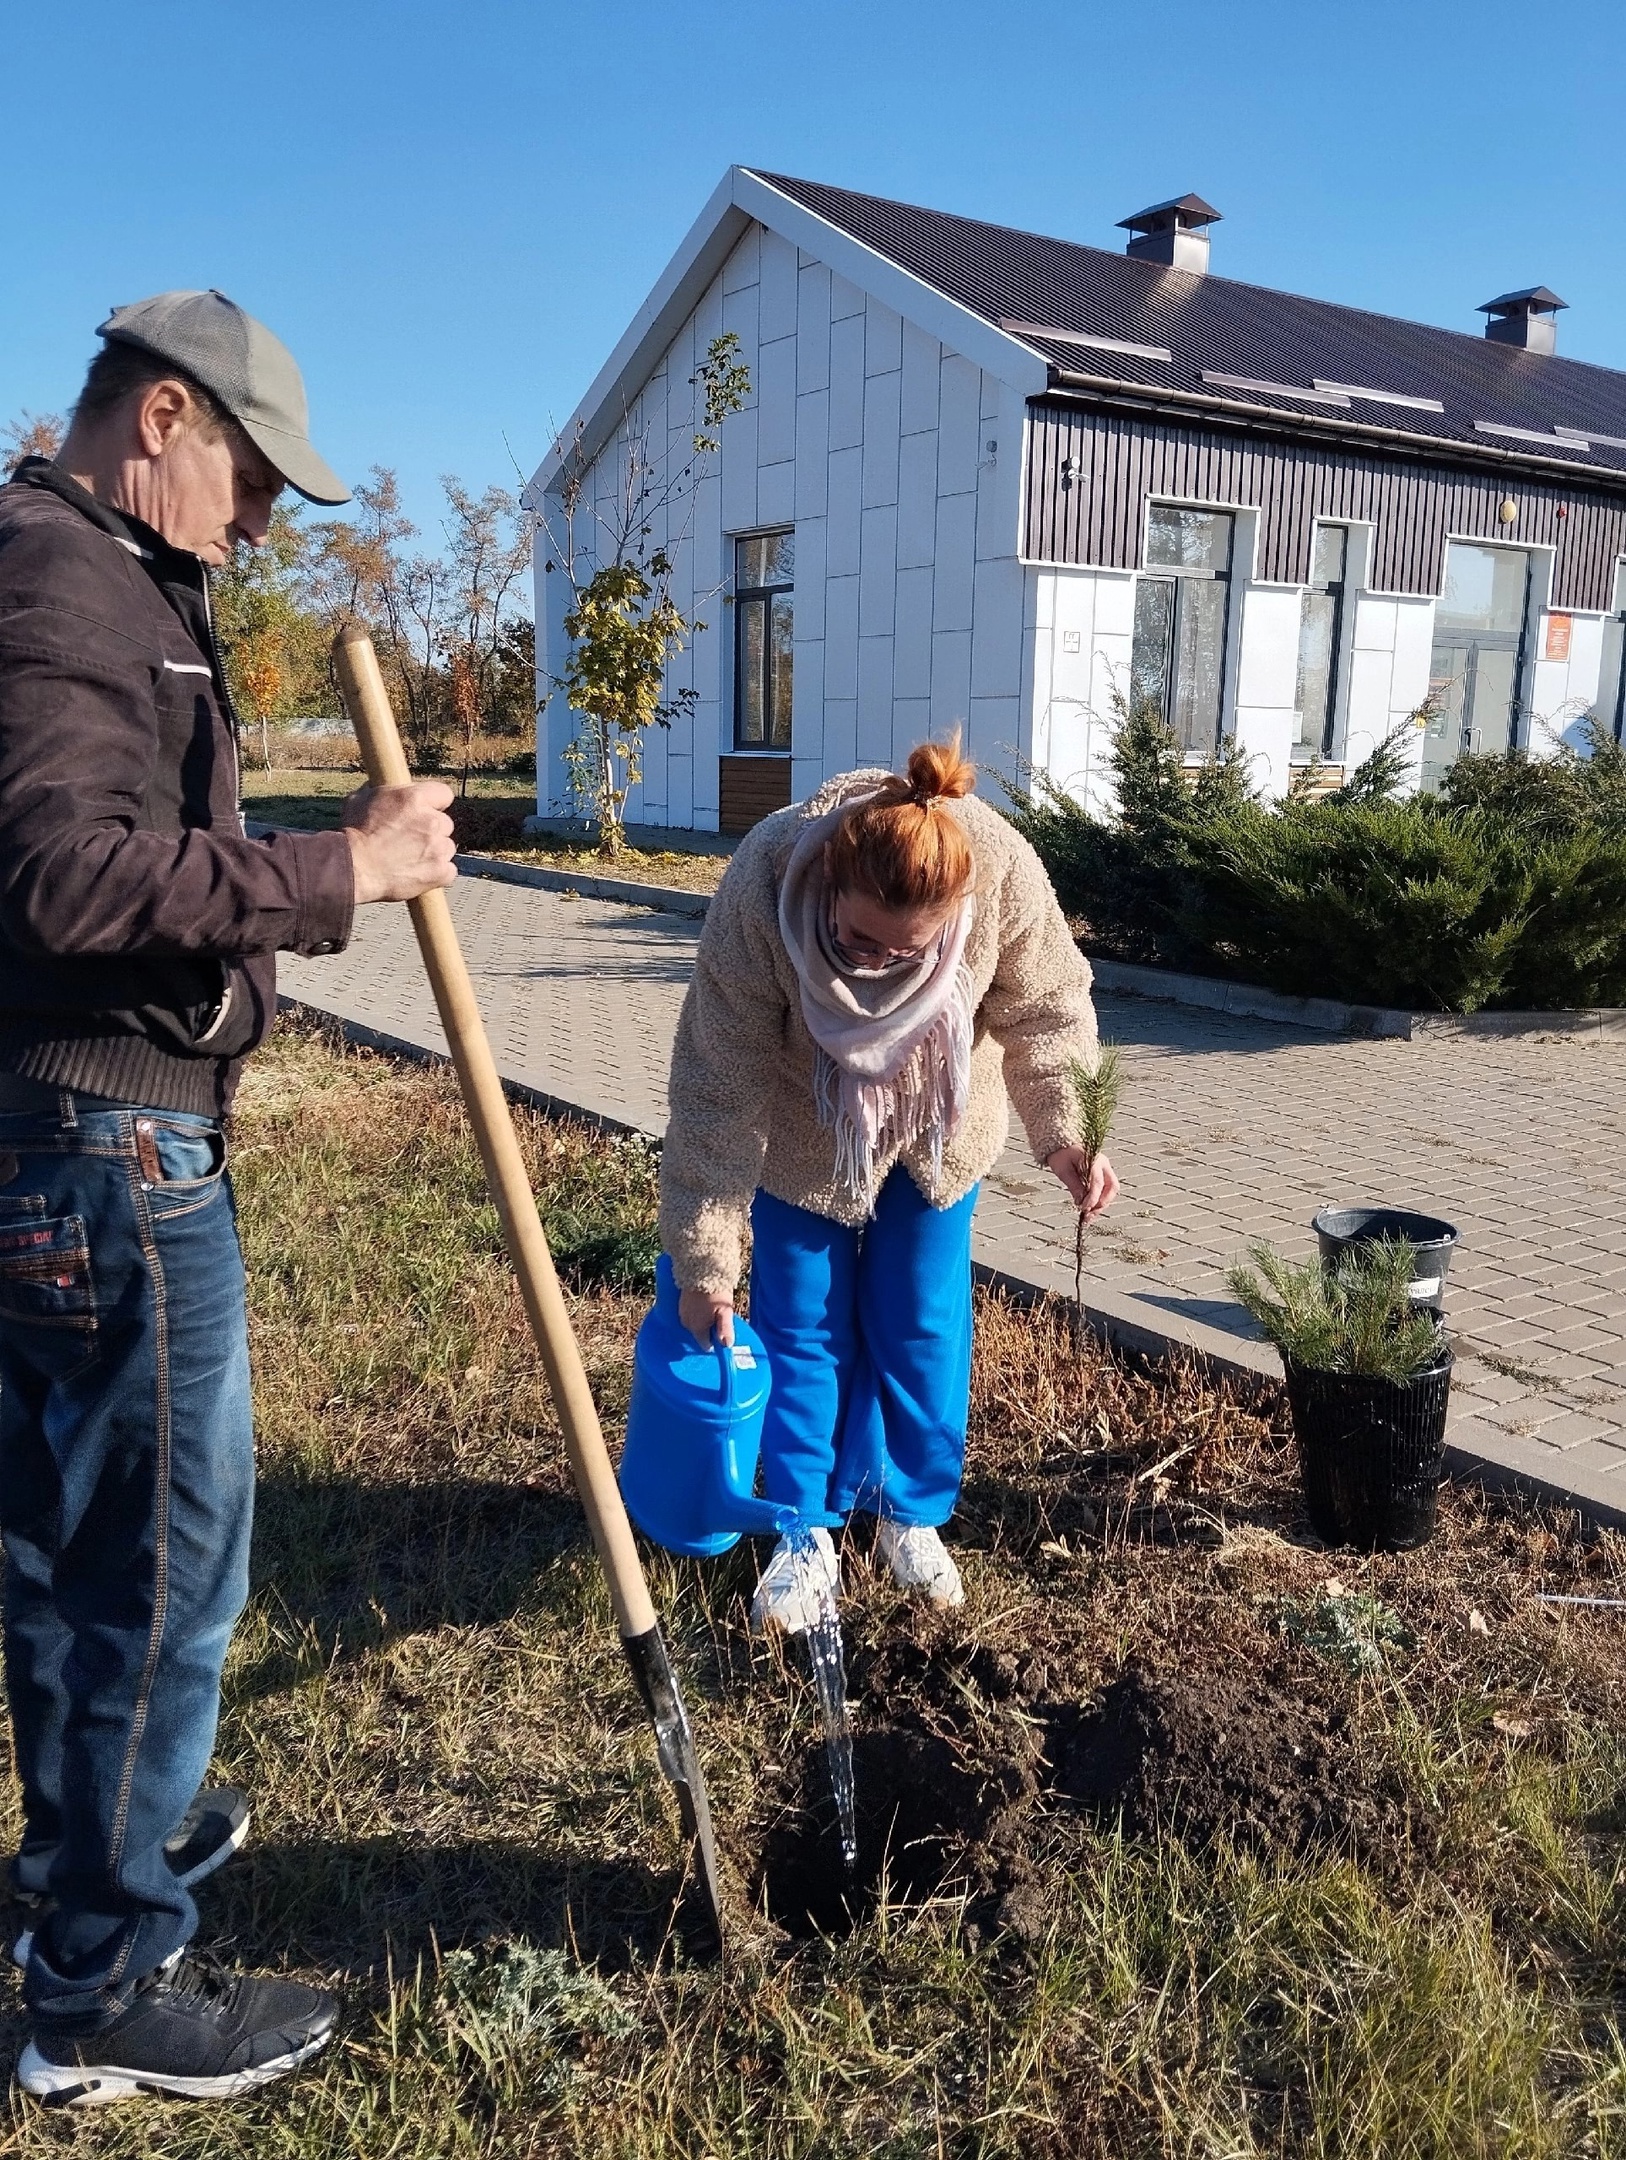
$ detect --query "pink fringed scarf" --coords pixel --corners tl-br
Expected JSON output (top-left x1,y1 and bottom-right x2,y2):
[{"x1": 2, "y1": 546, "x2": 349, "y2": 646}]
[{"x1": 777, "y1": 801, "x2": 975, "y2": 1211}]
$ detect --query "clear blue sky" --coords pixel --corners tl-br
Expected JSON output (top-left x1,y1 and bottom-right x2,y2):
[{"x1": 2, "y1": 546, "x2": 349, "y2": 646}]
[{"x1": 3, "y1": 0, "x2": 1621, "y2": 548}]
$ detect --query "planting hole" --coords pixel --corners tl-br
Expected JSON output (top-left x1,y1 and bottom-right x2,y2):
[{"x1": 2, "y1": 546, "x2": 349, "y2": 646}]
[{"x1": 754, "y1": 1724, "x2": 1000, "y2": 1938}]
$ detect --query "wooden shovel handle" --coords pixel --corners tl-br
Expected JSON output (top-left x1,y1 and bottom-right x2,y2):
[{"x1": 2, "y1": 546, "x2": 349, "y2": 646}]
[{"x1": 332, "y1": 625, "x2": 657, "y2": 1641}]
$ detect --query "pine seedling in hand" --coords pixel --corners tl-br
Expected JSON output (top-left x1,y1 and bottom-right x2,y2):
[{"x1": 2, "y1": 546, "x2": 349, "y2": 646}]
[{"x1": 1067, "y1": 1044, "x2": 1122, "y2": 1339}]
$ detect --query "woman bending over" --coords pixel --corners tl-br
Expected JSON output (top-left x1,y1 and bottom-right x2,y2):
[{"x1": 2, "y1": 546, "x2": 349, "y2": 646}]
[{"x1": 658, "y1": 737, "x2": 1116, "y2": 1632}]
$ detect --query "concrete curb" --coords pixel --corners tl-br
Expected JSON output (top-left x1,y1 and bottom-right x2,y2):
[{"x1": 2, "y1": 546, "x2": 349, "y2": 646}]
[
  {"x1": 280, "y1": 994, "x2": 1626, "y2": 1534},
  {"x1": 275, "y1": 998, "x2": 656, "y2": 1139},
  {"x1": 1410, "y1": 1007, "x2": 1626, "y2": 1039},
  {"x1": 1086, "y1": 958, "x2": 1410, "y2": 1038},
  {"x1": 452, "y1": 853, "x2": 712, "y2": 917},
  {"x1": 1085, "y1": 956, "x2": 1626, "y2": 1042}
]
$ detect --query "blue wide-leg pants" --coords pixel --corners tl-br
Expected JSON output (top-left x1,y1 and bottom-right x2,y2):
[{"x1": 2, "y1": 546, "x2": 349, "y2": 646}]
[{"x1": 748, "y1": 1167, "x2": 978, "y2": 1528}]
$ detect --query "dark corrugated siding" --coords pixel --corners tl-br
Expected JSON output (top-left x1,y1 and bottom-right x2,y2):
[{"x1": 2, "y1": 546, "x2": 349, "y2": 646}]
[{"x1": 1026, "y1": 400, "x2": 1626, "y2": 609}]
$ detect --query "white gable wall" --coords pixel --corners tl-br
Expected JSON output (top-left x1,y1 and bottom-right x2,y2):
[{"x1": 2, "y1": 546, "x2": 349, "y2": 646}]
[{"x1": 534, "y1": 221, "x2": 1032, "y2": 830}]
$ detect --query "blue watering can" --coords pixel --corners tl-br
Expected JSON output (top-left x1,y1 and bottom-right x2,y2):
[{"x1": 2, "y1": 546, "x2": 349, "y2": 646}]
[{"x1": 621, "y1": 1255, "x2": 833, "y2": 1556}]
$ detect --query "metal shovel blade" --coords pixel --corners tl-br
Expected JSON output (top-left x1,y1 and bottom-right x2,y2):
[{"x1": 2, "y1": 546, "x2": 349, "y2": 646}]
[{"x1": 622, "y1": 1623, "x2": 724, "y2": 1948}]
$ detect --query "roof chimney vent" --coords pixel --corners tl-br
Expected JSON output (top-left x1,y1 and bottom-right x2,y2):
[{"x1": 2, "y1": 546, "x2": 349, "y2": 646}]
[
  {"x1": 1478, "y1": 286, "x2": 1567, "y2": 356},
  {"x1": 1118, "y1": 193, "x2": 1222, "y2": 275}
]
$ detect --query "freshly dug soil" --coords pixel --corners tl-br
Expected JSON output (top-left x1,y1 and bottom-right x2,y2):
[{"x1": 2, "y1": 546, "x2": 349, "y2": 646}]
[
  {"x1": 1044, "y1": 1663, "x2": 1405, "y2": 1858},
  {"x1": 747, "y1": 1617, "x2": 1408, "y2": 1941}
]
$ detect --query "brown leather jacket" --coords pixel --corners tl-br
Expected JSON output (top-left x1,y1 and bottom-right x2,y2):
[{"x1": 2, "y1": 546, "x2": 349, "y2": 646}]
[{"x1": 0, "y1": 460, "x2": 354, "y2": 1114}]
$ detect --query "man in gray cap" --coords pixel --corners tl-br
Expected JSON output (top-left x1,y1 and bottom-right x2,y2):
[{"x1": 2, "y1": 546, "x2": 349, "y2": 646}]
[{"x1": 0, "y1": 292, "x2": 454, "y2": 2103}]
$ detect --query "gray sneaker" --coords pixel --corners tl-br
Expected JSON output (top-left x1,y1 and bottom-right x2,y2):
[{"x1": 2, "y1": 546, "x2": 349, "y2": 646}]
[
  {"x1": 18, "y1": 1949, "x2": 336, "y2": 2106},
  {"x1": 12, "y1": 1788, "x2": 251, "y2": 1968}
]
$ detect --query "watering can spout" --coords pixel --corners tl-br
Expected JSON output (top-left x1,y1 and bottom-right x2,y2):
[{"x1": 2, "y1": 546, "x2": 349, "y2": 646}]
[{"x1": 708, "y1": 1486, "x2": 803, "y2": 1539}]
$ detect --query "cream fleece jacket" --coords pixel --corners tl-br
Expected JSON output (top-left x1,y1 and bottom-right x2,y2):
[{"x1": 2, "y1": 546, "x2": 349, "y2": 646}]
[{"x1": 660, "y1": 769, "x2": 1099, "y2": 1297}]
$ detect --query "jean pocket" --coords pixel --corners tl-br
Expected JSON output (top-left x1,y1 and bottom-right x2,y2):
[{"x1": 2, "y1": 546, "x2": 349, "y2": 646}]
[
  {"x1": 0, "y1": 1213, "x2": 96, "y2": 1334},
  {"x1": 141, "y1": 1122, "x2": 228, "y2": 1227},
  {"x1": 138, "y1": 1120, "x2": 227, "y2": 1187}
]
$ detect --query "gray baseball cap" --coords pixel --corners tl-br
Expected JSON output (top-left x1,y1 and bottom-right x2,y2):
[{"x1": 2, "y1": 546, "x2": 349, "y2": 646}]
[{"x1": 96, "y1": 289, "x2": 350, "y2": 504}]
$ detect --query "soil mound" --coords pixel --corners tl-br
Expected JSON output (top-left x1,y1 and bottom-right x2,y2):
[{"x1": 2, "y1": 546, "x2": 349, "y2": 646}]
[{"x1": 1046, "y1": 1664, "x2": 1399, "y2": 1857}]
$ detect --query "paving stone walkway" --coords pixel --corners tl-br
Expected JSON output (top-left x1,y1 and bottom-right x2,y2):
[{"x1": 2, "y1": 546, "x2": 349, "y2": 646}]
[{"x1": 280, "y1": 872, "x2": 1626, "y2": 1520}]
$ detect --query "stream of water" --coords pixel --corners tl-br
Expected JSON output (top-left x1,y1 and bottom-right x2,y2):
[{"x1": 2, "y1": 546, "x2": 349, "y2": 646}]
[{"x1": 795, "y1": 1531, "x2": 858, "y2": 1868}]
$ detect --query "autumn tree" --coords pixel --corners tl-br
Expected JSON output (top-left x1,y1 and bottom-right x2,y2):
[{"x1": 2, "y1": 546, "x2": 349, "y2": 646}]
[
  {"x1": 490, "y1": 619, "x2": 537, "y2": 739},
  {"x1": 303, "y1": 469, "x2": 447, "y2": 762},
  {"x1": 543, "y1": 331, "x2": 750, "y2": 856},
  {"x1": 2, "y1": 410, "x2": 67, "y2": 470},
  {"x1": 438, "y1": 479, "x2": 537, "y2": 791},
  {"x1": 212, "y1": 503, "x2": 329, "y2": 764}
]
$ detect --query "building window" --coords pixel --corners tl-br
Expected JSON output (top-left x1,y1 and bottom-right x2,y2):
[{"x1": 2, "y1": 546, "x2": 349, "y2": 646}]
[
  {"x1": 1421, "y1": 541, "x2": 1534, "y2": 789},
  {"x1": 734, "y1": 531, "x2": 794, "y2": 750},
  {"x1": 1294, "y1": 524, "x2": 1349, "y2": 761},
  {"x1": 1130, "y1": 506, "x2": 1235, "y2": 754}
]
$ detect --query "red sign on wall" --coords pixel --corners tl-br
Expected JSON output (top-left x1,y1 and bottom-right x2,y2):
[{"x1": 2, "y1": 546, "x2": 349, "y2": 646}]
[{"x1": 1545, "y1": 613, "x2": 1573, "y2": 661}]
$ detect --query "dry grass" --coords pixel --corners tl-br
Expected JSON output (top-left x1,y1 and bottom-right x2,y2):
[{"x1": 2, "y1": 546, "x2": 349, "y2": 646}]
[
  {"x1": 243, "y1": 727, "x2": 531, "y2": 777},
  {"x1": 241, "y1": 770, "x2": 731, "y2": 895},
  {"x1": 481, "y1": 844, "x2": 728, "y2": 896},
  {"x1": 0, "y1": 1014, "x2": 1621, "y2": 2155}
]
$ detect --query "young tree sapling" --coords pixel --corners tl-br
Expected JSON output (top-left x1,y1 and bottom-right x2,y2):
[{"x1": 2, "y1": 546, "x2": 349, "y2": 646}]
[{"x1": 1067, "y1": 1043, "x2": 1122, "y2": 1339}]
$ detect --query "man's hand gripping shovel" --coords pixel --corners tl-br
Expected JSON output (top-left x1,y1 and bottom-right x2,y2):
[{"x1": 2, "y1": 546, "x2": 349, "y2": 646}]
[{"x1": 333, "y1": 625, "x2": 724, "y2": 1949}]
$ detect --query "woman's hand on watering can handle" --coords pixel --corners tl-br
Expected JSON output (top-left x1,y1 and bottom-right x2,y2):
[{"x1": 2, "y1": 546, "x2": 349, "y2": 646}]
[
  {"x1": 679, "y1": 1287, "x2": 736, "y2": 1350},
  {"x1": 1046, "y1": 1147, "x2": 1120, "y2": 1224}
]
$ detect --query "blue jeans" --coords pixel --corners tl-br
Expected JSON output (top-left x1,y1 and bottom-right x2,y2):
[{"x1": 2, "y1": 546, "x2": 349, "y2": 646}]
[
  {"x1": 0, "y1": 1097, "x2": 253, "y2": 2023},
  {"x1": 749, "y1": 1169, "x2": 978, "y2": 1528}
]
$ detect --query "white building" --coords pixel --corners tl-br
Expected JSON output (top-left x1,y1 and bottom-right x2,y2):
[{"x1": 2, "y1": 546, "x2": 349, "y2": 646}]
[{"x1": 525, "y1": 169, "x2": 1626, "y2": 834}]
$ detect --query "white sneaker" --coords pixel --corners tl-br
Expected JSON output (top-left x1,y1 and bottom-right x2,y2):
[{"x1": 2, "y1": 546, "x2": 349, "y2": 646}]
[
  {"x1": 751, "y1": 1528, "x2": 840, "y2": 1636},
  {"x1": 875, "y1": 1520, "x2": 965, "y2": 1607}
]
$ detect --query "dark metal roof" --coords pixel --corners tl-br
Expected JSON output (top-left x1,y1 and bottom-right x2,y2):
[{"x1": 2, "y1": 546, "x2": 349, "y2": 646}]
[
  {"x1": 1118, "y1": 193, "x2": 1222, "y2": 233},
  {"x1": 751, "y1": 171, "x2": 1626, "y2": 480},
  {"x1": 1480, "y1": 286, "x2": 1567, "y2": 314}
]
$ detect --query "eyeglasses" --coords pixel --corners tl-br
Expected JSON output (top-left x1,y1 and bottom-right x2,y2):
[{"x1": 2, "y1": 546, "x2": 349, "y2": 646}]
[{"x1": 836, "y1": 931, "x2": 932, "y2": 964}]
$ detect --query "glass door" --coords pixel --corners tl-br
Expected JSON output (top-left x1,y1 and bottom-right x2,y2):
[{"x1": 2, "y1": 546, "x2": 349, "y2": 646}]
[
  {"x1": 1130, "y1": 505, "x2": 1235, "y2": 755},
  {"x1": 1422, "y1": 543, "x2": 1533, "y2": 788}
]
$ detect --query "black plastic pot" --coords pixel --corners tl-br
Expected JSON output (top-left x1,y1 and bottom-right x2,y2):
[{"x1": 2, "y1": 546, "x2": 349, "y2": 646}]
[
  {"x1": 1311, "y1": 1207, "x2": 1459, "y2": 1307},
  {"x1": 1283, "y1": 1346, "x2": 1453, "y2": 1551}
]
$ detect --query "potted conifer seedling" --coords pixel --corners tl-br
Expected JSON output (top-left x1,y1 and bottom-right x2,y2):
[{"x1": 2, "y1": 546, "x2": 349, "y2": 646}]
[{"x1": 1226, "y1": 1238, "x2": 1452, "y2": 1551}]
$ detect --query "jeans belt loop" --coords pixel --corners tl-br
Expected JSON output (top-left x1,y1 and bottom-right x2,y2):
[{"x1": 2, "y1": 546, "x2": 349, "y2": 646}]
[{"x1": 133, "y1": 1117, "x2": 162, "y2": 1185}]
